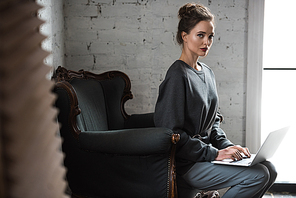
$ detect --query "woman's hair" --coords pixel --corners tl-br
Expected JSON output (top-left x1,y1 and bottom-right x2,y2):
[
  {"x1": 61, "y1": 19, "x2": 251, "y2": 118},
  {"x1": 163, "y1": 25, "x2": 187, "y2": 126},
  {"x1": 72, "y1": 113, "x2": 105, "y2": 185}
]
[{"x1": 176, "y1": 3, "x2": 214, "y2": 45}]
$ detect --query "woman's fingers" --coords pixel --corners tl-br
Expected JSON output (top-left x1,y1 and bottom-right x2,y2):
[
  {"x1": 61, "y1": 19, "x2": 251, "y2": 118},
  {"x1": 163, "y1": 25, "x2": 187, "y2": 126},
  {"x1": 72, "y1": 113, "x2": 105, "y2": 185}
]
[
  {"x1": 239, "y1": 147, "x2": 251, "y2": 158},
  {"x1": 233, "y1": 150, "x2": 243, "y2": 161},
  {"x1": 233, "y1": 145, "x2": 251, "y2": 158},
  {"x1": 244, "y1": 147, "x2": 251, "y2": 157},
  {"x1": 216, "y1": 145, "x2": 251, "y2": 161}
]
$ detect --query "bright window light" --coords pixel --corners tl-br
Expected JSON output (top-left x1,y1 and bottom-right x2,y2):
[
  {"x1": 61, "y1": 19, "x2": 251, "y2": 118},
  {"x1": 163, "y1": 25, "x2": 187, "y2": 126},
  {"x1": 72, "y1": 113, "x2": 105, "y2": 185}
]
[{"x1": 262, "y1": 0, "x2": 296, "y2": 183}]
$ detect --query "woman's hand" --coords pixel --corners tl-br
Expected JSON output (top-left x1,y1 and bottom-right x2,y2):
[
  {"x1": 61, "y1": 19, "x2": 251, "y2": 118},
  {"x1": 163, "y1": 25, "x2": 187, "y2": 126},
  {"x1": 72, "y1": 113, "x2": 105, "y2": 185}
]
[{"x1": 215, "y1": 145, "x2": 251, "y2": 161}]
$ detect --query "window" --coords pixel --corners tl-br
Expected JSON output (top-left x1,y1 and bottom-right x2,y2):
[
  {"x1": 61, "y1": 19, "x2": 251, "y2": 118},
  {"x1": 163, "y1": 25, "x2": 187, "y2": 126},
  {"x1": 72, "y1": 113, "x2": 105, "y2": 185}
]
[
  {"x1": 261, "y1": 0, "x2": 296, "y2": 183},
  {"x1": 246, "y1": 0, "x2": 296, "y2": 187}
]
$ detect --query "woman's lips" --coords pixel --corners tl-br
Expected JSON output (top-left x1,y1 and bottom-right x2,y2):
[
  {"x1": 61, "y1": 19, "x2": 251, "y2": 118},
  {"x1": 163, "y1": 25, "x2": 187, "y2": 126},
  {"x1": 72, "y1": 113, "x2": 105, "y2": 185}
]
[{"x1": 200, "y1": 48, "x2": 208, "y2": 52}]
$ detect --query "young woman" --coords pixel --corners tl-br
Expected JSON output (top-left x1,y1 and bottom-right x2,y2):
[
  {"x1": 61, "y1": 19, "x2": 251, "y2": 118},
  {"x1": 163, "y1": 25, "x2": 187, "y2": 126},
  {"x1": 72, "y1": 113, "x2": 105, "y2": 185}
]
[{"x1": 154, "y1": 3, "x2": 277, "y2": 198}]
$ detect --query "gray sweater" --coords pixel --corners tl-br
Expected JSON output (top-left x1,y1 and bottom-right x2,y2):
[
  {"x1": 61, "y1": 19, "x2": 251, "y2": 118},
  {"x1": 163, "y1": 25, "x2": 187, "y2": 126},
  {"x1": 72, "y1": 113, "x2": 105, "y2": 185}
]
[{"x1": 154, "y1": 60, "x2": 234, "y2": 172}]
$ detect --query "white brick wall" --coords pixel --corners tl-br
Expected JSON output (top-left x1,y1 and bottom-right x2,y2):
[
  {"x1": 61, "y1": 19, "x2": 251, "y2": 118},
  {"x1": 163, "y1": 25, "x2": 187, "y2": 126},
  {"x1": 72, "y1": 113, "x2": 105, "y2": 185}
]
[{"x1": 64, "y1": 0, "x2": 248, "y2": 145}]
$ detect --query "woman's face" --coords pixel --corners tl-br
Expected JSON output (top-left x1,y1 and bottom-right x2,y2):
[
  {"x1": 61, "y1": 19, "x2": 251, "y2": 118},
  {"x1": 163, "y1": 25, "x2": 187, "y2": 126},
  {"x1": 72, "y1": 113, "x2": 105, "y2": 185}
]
[{"x1": 182, "y1": 20, "x2": 215, "y2": 58}]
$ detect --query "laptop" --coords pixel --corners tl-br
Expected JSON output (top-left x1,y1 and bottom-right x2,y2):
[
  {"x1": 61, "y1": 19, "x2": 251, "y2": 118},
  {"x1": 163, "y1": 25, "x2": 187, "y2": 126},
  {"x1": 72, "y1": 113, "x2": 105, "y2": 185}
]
[{"x1": 211, "y1": 126, "x2": 290, "y2": 167}]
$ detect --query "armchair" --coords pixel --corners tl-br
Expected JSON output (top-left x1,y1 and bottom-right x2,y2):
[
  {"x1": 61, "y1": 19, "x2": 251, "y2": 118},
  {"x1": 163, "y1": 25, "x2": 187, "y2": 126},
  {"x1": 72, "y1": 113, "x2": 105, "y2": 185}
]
[{"x1": 52, "y1": 67, "x2": 180, "y2": 198}]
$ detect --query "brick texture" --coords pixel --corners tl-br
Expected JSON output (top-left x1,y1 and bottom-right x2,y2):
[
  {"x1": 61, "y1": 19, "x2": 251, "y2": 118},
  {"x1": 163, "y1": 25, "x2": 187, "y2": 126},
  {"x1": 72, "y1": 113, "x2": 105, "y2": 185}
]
[{"x1": 64, "y1": 0, "x2": 248, "y2": 145}]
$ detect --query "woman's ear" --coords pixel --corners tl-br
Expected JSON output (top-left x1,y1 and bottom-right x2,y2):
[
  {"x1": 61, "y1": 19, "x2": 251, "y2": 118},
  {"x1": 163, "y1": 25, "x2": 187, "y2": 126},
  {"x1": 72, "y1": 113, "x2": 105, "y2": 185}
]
[{"x1": 181, "y1": 31, "x2": 187, "y2": 43}]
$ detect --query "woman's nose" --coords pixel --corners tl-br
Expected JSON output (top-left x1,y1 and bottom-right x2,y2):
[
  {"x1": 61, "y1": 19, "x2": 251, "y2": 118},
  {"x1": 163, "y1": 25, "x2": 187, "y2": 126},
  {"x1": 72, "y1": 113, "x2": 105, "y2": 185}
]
[
  {"x1": 203, "y1": 37, "x2": 211, "y2": 46},
  {"x1": 203, "y1": 38, "x2": 209, "y2": 46}
]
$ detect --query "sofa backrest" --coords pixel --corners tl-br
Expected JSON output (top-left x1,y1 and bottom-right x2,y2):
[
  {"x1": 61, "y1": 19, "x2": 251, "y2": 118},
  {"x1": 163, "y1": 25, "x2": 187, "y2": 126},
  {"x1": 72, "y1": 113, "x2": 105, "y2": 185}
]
[
  {"x1": 53, "y1": 67, "x2": 133, "y2": 138},
  {"x1": 100, "y1": 76, "x2": 127, "y2": 130},
  {"x1": 69, "y1": 76, "x2": 127, "y2": 131},
  {"x1": 70, "y1": 78, "x2": 108, "y2": 131}
]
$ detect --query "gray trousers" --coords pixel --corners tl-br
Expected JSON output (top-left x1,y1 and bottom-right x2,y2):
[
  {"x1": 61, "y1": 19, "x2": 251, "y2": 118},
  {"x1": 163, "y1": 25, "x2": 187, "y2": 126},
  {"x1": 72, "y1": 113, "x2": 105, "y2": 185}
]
[{"x1": 180, "y1": 161, "x2": 277, "y2": 198}]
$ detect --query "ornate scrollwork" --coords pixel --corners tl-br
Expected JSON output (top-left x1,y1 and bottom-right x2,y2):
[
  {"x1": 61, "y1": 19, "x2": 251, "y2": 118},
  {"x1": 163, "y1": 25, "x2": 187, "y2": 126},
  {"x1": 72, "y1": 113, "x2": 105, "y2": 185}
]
[
  {"x1": 54, "y1": 81, "x2": 81, "y2": 139},
  {"x1": 169, "y1": 133, "x2": 180, "y2": 198},
  {"x1": 171, "y1": 134, "x2": 180, "y2": 144}
]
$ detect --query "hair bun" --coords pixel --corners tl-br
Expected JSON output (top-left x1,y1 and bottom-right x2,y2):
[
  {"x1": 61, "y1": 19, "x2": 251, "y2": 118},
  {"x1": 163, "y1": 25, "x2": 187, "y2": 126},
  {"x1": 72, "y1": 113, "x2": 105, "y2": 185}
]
[{"x1": 178, "y1": 3, "x2": 197, "y2": 19}]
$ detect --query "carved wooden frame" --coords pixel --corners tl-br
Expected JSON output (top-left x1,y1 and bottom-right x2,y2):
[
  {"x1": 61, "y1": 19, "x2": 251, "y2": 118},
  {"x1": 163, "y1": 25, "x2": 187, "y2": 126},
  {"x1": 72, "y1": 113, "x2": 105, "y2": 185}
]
[
  {"x1": 52, "y1": 66, "x2": 133, "y2": 139},
  {"x1": 170, "y1": 134, "x2": 180, "y2": 198}
]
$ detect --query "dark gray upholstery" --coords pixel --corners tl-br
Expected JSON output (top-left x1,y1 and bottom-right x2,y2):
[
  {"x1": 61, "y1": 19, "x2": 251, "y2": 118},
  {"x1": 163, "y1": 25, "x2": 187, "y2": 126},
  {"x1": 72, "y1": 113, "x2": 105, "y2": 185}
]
[
  {"x1": 53, "y1": 67, "x2": 178, "y2": 198},
  {"x1": 72, "y1": 79, "x2": 109, "y2": 131}
]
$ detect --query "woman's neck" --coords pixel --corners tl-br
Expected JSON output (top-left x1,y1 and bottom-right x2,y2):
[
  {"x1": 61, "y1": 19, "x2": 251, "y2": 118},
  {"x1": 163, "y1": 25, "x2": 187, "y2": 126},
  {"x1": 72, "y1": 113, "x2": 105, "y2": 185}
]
[{"x1": 179, "y1": 52, "x2": 201, "y2": 71}]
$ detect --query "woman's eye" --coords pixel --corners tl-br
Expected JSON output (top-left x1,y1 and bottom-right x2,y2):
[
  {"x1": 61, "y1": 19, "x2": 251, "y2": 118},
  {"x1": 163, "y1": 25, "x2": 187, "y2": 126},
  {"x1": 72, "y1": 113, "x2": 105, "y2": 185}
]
[
  {"x1": 197, "y1": 34, "x2": 204, "y2": 38},
  {"x1": 209, "y1": 35, "x2": 214, "y2": 39}
]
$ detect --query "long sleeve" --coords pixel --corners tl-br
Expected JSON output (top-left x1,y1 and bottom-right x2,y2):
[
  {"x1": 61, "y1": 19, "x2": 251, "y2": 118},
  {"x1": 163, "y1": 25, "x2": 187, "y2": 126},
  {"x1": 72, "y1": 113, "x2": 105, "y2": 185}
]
[
  {"x1": 210, "y1": 112, "x2": 234, "y2": 149},
  {"x1": 154, "y1": 61, "x2": 218, "y2": 163}
]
